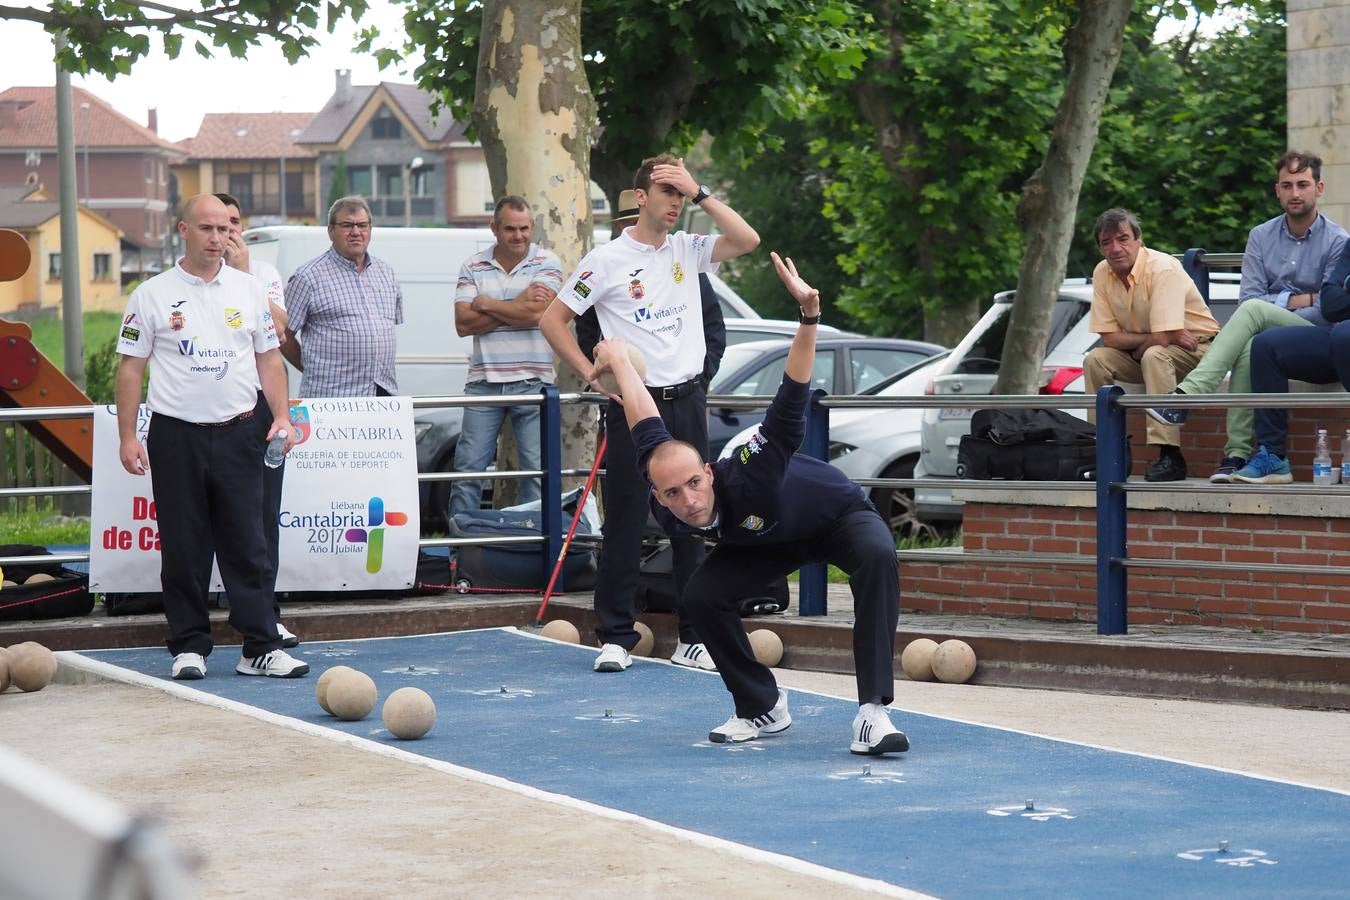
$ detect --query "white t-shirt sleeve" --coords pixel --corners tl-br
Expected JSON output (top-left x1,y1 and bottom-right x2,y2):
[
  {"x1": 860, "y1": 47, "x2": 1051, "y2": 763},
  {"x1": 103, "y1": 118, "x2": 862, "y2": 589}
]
[
  {"x1": 691, "y1": 233, "x2": 720, "y2": 274},
  {"x1": 116, "y1": 290, "x2": 152, "y2": 358},
  {"x1": 252, "y1": 279, "x2": 280, "y2": 353},
  {"x1": 559, "y1": 251, "x2": 603, "y2": 315}
]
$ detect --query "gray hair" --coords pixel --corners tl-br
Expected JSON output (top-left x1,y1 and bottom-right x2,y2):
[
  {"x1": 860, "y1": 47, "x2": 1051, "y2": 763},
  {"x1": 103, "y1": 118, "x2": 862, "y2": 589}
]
[
  {"x1": 1093, "y1": 208, "x2": 1141, "y2": 244},
  {"x1": 328, "y1": 195, "x2": 372, "y2": 226}
]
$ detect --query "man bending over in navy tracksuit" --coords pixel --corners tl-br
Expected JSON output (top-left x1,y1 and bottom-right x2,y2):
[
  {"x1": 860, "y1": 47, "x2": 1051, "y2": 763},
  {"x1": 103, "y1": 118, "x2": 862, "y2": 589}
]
[{"x1": 591, "y1": 252, "x2": 908, "y2": 754}]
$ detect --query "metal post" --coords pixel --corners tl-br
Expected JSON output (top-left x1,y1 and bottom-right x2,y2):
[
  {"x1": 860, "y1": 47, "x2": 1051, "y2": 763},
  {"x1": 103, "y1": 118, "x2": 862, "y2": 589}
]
[
  {"x1": 539, "y1": 385, "x2": 563, "y2": 589},
  {"x1": 1181, "y1": 248, "x2": 1209, "y2": 301},
  {"x1": 798, "y1": 388, "x2": 830, "y2": 616},
  {"x1": 1095, "y1": 384, "x2": 1128, "y2": 634},
  {"x1": 54, "y1": 42, "x2": 85, "y2": 389}
]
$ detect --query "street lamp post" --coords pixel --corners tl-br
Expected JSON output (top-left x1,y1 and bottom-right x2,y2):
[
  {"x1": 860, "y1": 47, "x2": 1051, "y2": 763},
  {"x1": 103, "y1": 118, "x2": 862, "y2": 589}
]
[
  {"x1": 403, "y1": 156, "x2": 424, "y2": 228},
  {"x1": 79, "y1": 101, "x2": 90, "y2": 205}
]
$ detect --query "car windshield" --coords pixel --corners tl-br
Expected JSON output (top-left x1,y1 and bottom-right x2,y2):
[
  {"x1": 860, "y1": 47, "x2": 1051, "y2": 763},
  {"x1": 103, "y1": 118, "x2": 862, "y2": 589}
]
[
  {"x1": 710, "y1": 343, "x2": 787, "y2": 392},
  {"x1": 954, "y1": 297, "x2": 1089, "y2": 374}
]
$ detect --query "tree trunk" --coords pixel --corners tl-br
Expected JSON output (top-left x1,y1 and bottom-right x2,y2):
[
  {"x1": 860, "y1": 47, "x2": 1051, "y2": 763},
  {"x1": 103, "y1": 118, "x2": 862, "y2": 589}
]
[
  {"x1": 994, "y1": 0, "x2": 1133, "y2": 395},
  {"x1": 472, "y1": 0, "x2": 598, "y2": 499}
]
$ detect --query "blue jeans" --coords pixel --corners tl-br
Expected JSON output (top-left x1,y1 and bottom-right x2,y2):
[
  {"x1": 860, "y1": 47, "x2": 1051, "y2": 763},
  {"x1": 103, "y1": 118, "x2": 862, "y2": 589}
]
[
  {"x1": 449, "y1": 379, "x2": 544, "y2": 518},
  {"x1": 1250, "y1": 322, "x2": 1350, "y2": 457}
]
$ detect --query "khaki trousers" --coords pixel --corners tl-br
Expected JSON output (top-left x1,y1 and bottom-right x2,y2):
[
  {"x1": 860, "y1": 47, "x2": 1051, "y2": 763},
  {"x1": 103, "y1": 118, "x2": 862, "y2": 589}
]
[{"x1": 1084, "y1": 341, "x2": 1208, "y2": 446}]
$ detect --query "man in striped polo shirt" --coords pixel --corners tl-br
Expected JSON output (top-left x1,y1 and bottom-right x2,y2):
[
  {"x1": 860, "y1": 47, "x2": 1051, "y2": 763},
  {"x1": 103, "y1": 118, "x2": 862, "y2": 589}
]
[{"x1": 449, "y1": 196, "x2": 564, "y2": 517}]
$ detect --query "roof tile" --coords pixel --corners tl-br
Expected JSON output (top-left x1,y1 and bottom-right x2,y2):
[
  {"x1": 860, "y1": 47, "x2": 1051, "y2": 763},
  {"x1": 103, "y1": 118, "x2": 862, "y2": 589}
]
[{"x1": 0, "y1": 86, "x2": 183, "y2": 154}]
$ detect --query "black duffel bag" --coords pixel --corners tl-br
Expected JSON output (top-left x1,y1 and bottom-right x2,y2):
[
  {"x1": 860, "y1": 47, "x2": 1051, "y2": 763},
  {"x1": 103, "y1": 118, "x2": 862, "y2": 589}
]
[
  {"x1": 0, "y1": 544, "x2": 93, "y2": 622},
  {"x1": 957, "y1": 408, "x2": 1104, "y2": 482}
]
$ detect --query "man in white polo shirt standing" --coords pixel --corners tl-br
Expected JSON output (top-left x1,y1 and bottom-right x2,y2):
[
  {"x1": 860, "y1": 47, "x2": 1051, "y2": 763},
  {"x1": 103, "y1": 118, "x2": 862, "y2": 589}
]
[
  {"x1": 115, "y1": 193, "x2": 308, "y2": 681},
  {"x1": 540, "y1": 154, "x2": 760, "y2": 673},
  {"x1": 449, "y1": 195, "x2": 563, "y2": 518}
]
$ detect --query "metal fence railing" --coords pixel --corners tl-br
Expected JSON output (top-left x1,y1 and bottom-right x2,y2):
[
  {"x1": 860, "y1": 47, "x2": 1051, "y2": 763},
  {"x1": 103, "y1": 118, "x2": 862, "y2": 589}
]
[{"x1": 3, "y1": 384, "x2": 1347, "y2": 633}]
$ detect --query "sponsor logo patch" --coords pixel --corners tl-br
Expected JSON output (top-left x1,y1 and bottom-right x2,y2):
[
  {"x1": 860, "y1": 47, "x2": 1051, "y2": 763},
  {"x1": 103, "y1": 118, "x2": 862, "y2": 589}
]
[
  {"x1": 671, "y1": 262, "x2": 685, "y2": 284},
  {"x1": 170, "y1": 300, "x2": 187, "y2": 309},
  {"x1": 120, "y1": 325, "x2": 140, "y2": 342},
  {"x1": 737, "y1": 432, "x2": 767, "y2": 464},
  {"x1": 123, "y1": 313, "x2": 137, "y2": 325},
  {"x1": 739, "y1": 515, "x2": 766, "y2": 532},
  {"x1": 573, "y1": 281, "x2": 591, "y2": 299},
  {"x1": 224, "y1": 308, "x2": 243, "y2": 329}
]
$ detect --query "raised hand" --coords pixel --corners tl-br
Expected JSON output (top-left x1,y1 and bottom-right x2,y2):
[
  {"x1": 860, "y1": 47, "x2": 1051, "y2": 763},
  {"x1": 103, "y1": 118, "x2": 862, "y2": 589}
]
[{"x1": 770, "y1": 251, "x2": 820, "y2": 315}]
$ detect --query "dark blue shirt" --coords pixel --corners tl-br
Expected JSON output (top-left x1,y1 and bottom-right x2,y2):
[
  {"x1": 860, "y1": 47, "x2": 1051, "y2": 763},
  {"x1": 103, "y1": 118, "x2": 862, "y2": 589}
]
[{"x1": 633, "y1": 375, "x2": 868, "y2": 545}]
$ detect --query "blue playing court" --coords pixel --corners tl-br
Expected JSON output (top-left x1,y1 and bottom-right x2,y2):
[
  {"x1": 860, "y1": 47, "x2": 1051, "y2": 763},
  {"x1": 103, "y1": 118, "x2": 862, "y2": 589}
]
[{"x1": 74, "y1": 628, "x2": 1348, "y2": 898}]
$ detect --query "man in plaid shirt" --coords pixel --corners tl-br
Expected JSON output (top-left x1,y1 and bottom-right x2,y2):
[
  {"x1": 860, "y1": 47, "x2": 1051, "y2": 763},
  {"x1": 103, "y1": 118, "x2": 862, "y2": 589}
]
[
  {"x1": 281, "y1": 196, "x2": 403, "y2": 397},
  {"x1": 449, "y1": 196, "x2": 563, "y2": 516}
]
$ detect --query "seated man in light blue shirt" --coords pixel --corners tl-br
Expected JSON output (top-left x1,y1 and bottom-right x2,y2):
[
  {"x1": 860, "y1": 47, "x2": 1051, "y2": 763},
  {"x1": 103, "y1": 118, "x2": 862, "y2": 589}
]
[{"x1": 1149, "y1": 150, "x2": 1348, "y2": 482}]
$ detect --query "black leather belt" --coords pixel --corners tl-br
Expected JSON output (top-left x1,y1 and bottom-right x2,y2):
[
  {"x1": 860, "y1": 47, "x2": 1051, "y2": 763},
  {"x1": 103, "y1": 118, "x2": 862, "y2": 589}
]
[
  {"x1": 648, "y1": 378, "x2": 701, "y2": 401},
  {"x1": 203, "y1": 409, "x2": 255, "y2": 427}
]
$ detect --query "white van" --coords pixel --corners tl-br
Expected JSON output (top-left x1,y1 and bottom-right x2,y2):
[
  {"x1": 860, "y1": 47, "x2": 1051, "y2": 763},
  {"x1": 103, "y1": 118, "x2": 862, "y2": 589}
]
[{"x1": 243, "y1": 224, "x2": 761, "y2": 525}]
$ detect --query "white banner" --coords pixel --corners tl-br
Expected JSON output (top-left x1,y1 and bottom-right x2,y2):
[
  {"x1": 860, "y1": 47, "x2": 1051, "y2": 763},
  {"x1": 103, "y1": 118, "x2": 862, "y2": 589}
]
[{"x1": 89, "y1": 398, "x2": 421, "y2": 593}]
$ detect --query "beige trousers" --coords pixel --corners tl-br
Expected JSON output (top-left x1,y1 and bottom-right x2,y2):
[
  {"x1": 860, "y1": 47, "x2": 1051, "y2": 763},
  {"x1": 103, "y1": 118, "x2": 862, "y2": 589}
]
[{"x1": 1084, "y1": 341, "x2": 1208, "y2": 445}]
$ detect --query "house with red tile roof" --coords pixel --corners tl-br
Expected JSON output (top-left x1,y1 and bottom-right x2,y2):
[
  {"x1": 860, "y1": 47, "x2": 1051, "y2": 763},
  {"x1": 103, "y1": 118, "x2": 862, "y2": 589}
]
[
  {"x1": 0, "y1": 86, "x2": 183, "y2": 280},
  {"x1": 174, "y1": 112, "x2": 318, "y2": 224},
  {"x1": 0, "y1": 184, "x2": 124, "y2": 315}
]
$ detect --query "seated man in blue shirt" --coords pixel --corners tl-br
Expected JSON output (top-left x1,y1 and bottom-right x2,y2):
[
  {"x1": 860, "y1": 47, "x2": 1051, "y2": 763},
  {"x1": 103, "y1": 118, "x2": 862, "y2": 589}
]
[
  {"x1": 1233, "y1": 243, "x2": 1350, "y2": 483},
  {"x1": 591, "y1": 252, "x2": 908, "y2": 755}
]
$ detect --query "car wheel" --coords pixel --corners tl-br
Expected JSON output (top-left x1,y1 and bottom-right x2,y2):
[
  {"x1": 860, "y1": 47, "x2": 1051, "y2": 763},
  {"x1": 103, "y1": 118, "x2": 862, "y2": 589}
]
[{"x1": 872, "y1": 457, "x2": 938, "y2": 544}]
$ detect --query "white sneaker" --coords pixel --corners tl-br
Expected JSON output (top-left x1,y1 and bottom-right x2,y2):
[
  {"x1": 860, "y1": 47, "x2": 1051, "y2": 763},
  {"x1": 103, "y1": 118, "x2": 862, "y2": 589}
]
[
  {"x1": 594, "y1": 643, "x2": 632, "y2": 673},
  {"x1": 171, "y1": 652, "x2": 206, "y2": 680},
  {"x1": 850, "y1": 703, "x2": 909, "y2": 755},
  {"x1": 277, "y1": 622, "x2": 300, "y2": 648},
  {"x1": 236, "y1": 649, "x2": 309, "y2": 678},
  {"x1": 670, "y1": 641, "x2": 717, "y2": 671},
  {"x1": 709, "y1": 689, "x2": 791, "y2": 743}
]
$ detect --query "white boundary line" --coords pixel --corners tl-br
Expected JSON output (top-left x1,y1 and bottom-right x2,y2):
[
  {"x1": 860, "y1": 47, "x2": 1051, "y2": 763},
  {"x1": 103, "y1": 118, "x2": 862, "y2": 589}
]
[
  {"x1": 57, "y1": 648, "x2": 932, "y2": 900},
  {"x1": 75, "y1": 626, "x2": 1350, "y2": 799}
]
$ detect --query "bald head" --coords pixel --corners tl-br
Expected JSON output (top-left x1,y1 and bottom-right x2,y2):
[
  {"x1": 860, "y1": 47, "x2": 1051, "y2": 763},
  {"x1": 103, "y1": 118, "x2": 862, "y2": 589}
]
[
  {"x1": 177, "y1": 193, "x2": 230, "y2": 277},
  {"x1": 647, "y1": 440, "x2": 716, "y2": 528}
]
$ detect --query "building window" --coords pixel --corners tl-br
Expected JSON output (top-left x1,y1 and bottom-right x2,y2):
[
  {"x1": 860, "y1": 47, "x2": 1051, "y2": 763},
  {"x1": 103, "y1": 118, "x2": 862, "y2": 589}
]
[
  {"x1": 371, "y1": 108, "x2": 402, "y2": 140},
  {"x1": 48, "y1": 253, "x2": 61, "y2": 280},
  {"x1": 348, "y1": 167, "x2": 373, "y2": 197},
  {"x1": 93, "y1": 253, "x2": 111, "y2": 281},
  {"x1": 228, "y1": 173, "x2": 254, "y2": 210},
  {"x1": 411, "y1": 166, "x2": 432, "y2": 197},
  {"x1": 144, "y1": 158, "x2": 153, "y2": 182},
  {"x1": 377, "y1": 165, "x2": 404, "y2": 198}
]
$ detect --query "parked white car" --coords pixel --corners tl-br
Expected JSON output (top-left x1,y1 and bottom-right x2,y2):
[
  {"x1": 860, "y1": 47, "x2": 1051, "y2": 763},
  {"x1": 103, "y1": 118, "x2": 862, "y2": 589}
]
[
  {"x1": 913, "y1": 275, "x2": 1241, "y2": 522},
  {"x1": 718, "y1": 352, "x2": 951, "y2": 541}
]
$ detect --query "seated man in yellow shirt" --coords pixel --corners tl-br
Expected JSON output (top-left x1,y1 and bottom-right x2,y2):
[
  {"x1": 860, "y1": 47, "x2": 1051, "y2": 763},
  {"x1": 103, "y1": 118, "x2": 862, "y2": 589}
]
[{"x1": 1084, "y1": 209, "x2": 1221, "y2": 481}]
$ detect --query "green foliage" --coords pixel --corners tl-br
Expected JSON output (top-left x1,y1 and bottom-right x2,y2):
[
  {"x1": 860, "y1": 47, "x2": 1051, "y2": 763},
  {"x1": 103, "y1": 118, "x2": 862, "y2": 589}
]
[
  {"x1": 708, "y1": 117, "x2": 860, "y2": 330},
  {"x1": 809, "y1": 0, "x2": 1069, "y2": 336},
  {"x1": 12, "y1": 1, "x2": 368, "y2": 79},
  {"x1": 1073, "y1": 1, "x2": 1288, "y2": 268},
  {"x1": 328, "y1": 152, "x2": 350, "y2": 215},
  {"x1": 83, "y1": 336, "x2": 122, "y2": 405},
  {"x1": 0, "y1": 504, "x2": 89, "y2": 544},
  {"x1": 26, "y1": 311, "x2": 120, "y2": 375},
  {"x1": 372, "y1": 0, "x2": 873, "y2": 197}
]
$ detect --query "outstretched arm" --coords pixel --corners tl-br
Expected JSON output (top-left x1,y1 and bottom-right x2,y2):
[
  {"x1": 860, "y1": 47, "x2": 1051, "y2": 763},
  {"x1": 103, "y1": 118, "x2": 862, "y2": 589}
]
[
  {"x1": 593, "y1": 339, "x2": 658, "y2": 432},
  {"x1": 772, "y1": 251, "x2": 822, "y2": 383}
]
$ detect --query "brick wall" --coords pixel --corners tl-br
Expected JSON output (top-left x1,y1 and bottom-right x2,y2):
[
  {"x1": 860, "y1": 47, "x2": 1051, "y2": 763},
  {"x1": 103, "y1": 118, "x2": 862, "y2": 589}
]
[
  {"x1": 902, "y1": 498, "x2": 1350, "y2": 636},
  {"x1": 1129, "y1": 406, "x2": 1350, "y2": 477},
  {"x1": 904, "y1": 330, "x2": 1350, "y2": 633}
]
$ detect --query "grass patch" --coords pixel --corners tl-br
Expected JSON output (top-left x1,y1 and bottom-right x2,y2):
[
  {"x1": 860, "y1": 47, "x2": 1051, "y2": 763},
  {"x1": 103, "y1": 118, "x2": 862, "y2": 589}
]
[
  {"x1": 0, "y1": 504, "x2": 90, "y2": 546},
  {"x1": 27, "y1": 311, "x2": 122, "y2": 371}
]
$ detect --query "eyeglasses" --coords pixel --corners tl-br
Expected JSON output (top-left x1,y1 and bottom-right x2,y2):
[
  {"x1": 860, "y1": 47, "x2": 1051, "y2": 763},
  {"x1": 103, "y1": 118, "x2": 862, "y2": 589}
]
[{"x1": 334, "y1": 221, "x2": 371, "y2": 232}]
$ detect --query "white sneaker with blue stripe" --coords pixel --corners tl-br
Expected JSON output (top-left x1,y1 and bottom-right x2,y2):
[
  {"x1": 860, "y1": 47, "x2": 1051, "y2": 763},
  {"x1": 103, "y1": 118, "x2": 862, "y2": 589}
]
[
  {"x1": 709, "y1": 689, "x2": 791, "y2": 743},
  {"x1": 851, "y1": 703, "x2": 910, "y2": 755}
]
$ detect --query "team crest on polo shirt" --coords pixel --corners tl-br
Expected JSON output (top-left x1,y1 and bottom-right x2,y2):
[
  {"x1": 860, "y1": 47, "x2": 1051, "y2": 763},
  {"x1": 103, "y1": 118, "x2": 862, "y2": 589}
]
[
  {"x1": 672, "y1": 262, "x2": 685, "y2": 284},
  {"x1": 739, "y1": 515, "x2": 766, "y2": 532},
  {"x1": 224, "y1": 308, "x2": 243, "y2": 329},
  {"x1": 628, "y1": 279, "x2": 645, "y2": 300},
  {"x1": 169, "y1": 311, "x2": 185, "y2": 332},
  {"x1": 737, "y1": 431, "x2": 767, "y2": 464}
]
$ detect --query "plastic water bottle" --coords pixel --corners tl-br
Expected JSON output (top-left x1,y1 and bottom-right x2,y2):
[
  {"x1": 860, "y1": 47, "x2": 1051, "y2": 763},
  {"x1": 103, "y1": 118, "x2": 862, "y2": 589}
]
[
  {"x1": 1312, "y1": 429, "x2": 1337, "y2": 485},
  {"x1": 264, "y1": 429, "x2": 288, "y2": 469},
  {"x1": 1342, "y1": 429, "x2": 1350, "y2": 484}
]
